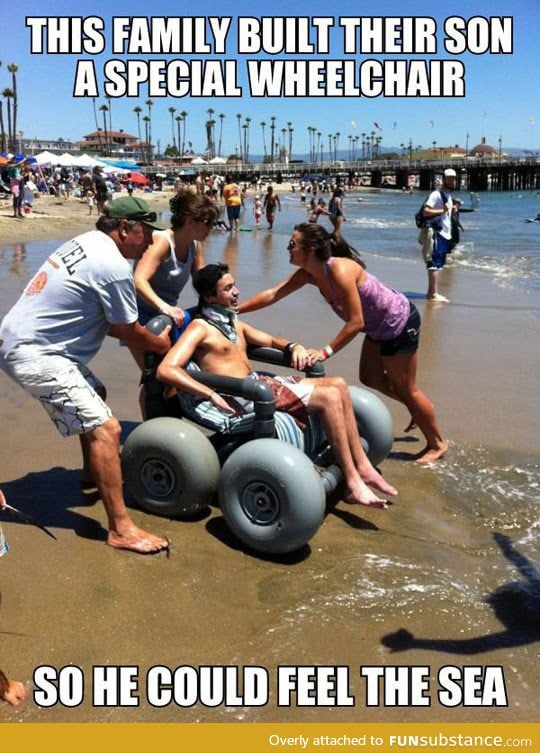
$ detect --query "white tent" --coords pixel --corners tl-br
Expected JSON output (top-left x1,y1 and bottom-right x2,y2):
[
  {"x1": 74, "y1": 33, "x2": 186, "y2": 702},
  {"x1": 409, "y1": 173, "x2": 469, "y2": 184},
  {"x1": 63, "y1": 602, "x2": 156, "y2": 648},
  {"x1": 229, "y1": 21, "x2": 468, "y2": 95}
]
[
  {"x1": 35, "y1": 150, "x2": 57, "y2": 166},
  {"x1": 72, "y1": 153, "x2": 107, "y2": 168},
  {"x1": 191, "y1": 156, "x2": 208, "y2": 165},
  {"x1": 56, "y1": 153, "x2": 81, "y2": 166},
  {"x1": 209, "y1": 156, "x2": 227, "y2": 164}
]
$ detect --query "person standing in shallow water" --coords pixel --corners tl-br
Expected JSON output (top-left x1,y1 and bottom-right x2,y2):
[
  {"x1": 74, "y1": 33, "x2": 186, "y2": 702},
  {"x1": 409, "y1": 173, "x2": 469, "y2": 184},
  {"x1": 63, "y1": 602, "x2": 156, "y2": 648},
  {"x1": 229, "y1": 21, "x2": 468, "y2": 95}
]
[
  {"x1": 239, "y1": 223, "x2": 448, "y2": 463},
  {"x1": 423, "y1": 168, "x2": 456, "y2": 302},
  {"x1": 263, "y1": 185, "x2": 281, "y2": 229}
]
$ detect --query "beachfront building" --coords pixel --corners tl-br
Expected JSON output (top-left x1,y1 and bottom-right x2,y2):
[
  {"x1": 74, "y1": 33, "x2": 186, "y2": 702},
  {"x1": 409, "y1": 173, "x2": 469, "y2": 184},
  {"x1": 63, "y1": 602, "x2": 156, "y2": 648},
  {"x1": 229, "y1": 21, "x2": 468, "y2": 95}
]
[
  {"x1": 469, "y1": 137, "x2": 498, "y2": 159},
  {"x1": 20, "y1": 136, "x2": 78, "y2": 155},
  {"x1": 75, "y1": 129, "x2": 151, "y2": 162}
]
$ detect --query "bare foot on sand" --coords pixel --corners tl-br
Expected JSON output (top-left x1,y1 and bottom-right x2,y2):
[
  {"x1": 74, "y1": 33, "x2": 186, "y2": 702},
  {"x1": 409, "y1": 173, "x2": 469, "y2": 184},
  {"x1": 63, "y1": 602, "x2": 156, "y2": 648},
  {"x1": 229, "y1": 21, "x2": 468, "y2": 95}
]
[
  {"x1": 359, "y1": 466, "x2": 398, "y2": 497},
  {"x1": 415, "y1": 441, "x2": 449, "y2": 463},
  {"x1": 107, "y1": 526, "x2": 169, "y2": 554},
  {"x1": 3, "y1": 679, "x2": 27, "y2": 707},
  {"x1": 344, "y1": 481, "x2": 389, "y2": 509}
]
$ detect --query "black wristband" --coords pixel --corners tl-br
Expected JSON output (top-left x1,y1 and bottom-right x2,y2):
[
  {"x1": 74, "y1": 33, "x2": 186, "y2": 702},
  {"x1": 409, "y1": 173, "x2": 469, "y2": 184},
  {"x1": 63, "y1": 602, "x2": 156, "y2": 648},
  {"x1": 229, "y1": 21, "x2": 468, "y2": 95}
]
[{"x1": 285, "y1": 342, "x2": 298, "y2": 353}]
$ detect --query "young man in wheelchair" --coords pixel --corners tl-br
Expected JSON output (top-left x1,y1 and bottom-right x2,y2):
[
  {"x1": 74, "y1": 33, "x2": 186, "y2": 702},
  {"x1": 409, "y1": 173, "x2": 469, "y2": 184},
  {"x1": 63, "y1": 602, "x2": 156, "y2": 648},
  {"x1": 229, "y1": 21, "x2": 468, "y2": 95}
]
[{"x1": 156, "y1": 263, "x2": 397, "y2": 509}]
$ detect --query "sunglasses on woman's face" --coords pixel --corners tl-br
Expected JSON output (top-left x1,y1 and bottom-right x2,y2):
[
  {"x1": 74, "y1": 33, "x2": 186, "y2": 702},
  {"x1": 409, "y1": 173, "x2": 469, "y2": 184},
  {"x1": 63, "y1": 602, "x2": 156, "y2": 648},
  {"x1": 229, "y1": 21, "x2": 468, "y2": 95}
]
[{"x1": 287, "y1": 238, "x2": 302, "y2": 250}]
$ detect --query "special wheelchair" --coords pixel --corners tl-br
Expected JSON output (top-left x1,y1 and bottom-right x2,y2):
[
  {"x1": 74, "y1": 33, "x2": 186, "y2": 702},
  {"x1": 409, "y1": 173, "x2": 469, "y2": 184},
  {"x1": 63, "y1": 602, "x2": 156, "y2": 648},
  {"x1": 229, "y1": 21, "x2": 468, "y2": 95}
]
[{"x1": 121, "y1": 315, "x2": 394, "y2": 554}]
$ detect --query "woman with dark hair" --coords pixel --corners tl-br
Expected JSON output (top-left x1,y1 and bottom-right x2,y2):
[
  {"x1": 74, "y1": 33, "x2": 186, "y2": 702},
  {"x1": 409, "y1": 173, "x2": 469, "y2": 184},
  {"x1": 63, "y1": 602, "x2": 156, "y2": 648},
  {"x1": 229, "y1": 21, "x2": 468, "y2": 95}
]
[
  {"x1": 328, "y1": 187, "x2": 345, "y2": 232},
  {"x1": 240, "y1": 223, "x2": 447, "y2": 462},
  {"x1": 132, "y1": 188, "x2": 219, "y2": 340},
  {"x1": 127, "y1": 190, "x2": 219, "y2": 374}
]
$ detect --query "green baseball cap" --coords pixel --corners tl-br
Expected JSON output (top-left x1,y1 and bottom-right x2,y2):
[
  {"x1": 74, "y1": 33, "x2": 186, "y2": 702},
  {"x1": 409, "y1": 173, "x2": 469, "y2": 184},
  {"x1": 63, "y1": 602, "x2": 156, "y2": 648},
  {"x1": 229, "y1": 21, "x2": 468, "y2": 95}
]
[{"x1": 105, "y1": 196, "x2": 168, "y2": 230}]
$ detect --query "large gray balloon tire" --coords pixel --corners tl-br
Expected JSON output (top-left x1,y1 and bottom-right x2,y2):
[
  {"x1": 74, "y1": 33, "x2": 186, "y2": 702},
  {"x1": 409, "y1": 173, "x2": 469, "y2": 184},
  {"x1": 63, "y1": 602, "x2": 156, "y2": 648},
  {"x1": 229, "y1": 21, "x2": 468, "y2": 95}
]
[
  {"x1": 121, "y1": 417, "x2": 221, "y2": 517},
  {"x1": 348, "y1": 385, "x2": 394, "y2": 467},
  {"x1": 219, "y1": 438, "x2": 326, "y2": 554}
]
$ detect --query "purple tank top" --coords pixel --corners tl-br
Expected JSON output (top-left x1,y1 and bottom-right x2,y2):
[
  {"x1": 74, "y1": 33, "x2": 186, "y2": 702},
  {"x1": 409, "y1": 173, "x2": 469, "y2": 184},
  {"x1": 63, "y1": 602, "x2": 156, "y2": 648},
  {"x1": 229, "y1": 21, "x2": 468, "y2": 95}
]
[{"x1": 324, "y1": 259, "x2": 410, "y2": 341}]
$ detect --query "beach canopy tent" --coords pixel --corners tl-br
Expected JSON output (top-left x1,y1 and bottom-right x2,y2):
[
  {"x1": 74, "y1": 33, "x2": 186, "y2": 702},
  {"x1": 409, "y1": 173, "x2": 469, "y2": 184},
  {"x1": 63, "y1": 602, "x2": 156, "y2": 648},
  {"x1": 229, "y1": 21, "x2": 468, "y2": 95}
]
[
  {"x1": 127, "y1": 172, "x2": 149, "y2": 185},
  {"x1": 72, "y1": 154, "x2": 107, "y2": 169},
  {"x1": 191, "y1": 156, "x2": 208, "y2": 165},
  {"x1": 209, "y1": 156, "x2": 227, "y2": 164},
  {"x1": 100, "y1": 158, "x2": 141, "y2": 170},
  {"x1": 0, "y1": 152, "x2": 32, "y2": 166},
  {"x1": 34, "y1": 151, "x2": 108, "y2": 169},
  {"x1": 34, "y1": 150, "x2": 60, "y2": 166}
]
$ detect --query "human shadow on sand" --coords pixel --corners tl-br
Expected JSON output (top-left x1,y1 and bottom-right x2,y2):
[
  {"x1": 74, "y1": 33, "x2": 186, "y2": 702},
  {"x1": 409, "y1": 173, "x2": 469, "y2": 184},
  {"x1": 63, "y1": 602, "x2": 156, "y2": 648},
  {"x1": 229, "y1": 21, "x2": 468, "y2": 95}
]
[
  {"x1": 0, "y1": 421, "x2": 144, "y2": 544},
  {"x1": 1, "y1": 466, "x2": 108, "y2": 543},
  {"x1": 381, "y1": 533, "x2": 540, "y2": 654}
]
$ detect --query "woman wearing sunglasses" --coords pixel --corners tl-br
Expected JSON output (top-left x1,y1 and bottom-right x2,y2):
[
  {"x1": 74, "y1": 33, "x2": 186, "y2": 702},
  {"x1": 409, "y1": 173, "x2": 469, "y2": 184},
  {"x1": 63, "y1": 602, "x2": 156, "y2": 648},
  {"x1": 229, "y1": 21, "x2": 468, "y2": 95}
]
[
  {"x1": 240, "y1": 223, "x2": 447, "y2": 463},
  {"x1": 130, "y1": 189, "x2": 220, "y2": 369}
]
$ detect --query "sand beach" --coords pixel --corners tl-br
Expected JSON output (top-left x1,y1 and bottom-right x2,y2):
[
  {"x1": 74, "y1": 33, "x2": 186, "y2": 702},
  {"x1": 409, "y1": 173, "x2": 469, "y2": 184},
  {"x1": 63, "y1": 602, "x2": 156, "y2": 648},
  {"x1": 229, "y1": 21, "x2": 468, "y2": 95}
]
[{"x1": 0, "y1": 187, "x2": 538, "y2": 723}]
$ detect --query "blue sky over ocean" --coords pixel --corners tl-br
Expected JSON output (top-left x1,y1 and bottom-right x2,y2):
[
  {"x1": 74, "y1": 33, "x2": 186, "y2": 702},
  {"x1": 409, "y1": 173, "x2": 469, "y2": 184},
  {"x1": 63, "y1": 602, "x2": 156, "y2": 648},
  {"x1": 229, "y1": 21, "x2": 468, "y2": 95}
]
[{"x1": 2, "y1": 0, "x2": 538, "y2": 157}]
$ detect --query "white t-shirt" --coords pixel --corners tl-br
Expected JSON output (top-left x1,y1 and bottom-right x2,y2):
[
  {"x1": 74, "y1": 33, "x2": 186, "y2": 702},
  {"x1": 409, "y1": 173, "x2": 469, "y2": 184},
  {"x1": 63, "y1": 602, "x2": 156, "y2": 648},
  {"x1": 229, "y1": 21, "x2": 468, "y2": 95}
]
[
  {"x1": 0, "y1": 230, "x2": 138, "y2": 365},
  {"x1": 426, "y1": 189, "x2": 453, "y2": 240}
]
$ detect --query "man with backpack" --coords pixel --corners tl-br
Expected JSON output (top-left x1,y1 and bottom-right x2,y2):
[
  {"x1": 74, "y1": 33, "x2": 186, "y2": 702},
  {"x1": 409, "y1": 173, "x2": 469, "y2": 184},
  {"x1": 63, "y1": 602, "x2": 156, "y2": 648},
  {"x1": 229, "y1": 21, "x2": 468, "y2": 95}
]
[{"x1": 422, "y1": 168, "x2": 456, "y2": 302}]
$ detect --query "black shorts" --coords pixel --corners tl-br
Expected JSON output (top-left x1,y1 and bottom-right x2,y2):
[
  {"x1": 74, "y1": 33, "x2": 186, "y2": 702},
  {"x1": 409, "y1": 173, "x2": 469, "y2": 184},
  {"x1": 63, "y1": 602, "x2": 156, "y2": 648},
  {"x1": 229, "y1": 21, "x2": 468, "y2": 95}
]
[{"x1": 367, "y1": 302, "x2": 420, "y2": 357}]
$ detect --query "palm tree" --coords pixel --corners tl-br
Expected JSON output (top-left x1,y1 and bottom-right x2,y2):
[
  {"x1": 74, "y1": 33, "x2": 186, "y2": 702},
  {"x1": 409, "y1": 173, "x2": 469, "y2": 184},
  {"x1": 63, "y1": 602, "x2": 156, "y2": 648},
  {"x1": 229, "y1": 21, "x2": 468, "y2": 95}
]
[
  {"x1": 280, "y1": 127, "x2": 287, "y2": 162},
  {"x1": 206, "y1": 108, "x2": 215, "y2": 157},
  {"x1": 7, "y1": 64, "x2": 18, "y2": 153},
  {"x1": 242, "y1": 124, "x2": 248, "y2": 163},
  {"x1": 99, "y1": 104, "x2": 108, "y2": 156},
  {"x1": 92, "y1": 97, "x2": 103, "y2": 152},
  {"x1": 316, "y1": 131, "x2": 322, "y2": 163},
  {"x1": 236, "y1": 113, "x2": 243, "y2": 161},
  {"x1": 175, "y1": 115, "x2": 182, "y2": 161},
  {"x1": 143, "y1": 115, "x2": 150, "y2": 163},
  {"x1": 287, "y1": 121, "x2": 293, "y2": 162},
  {"x1": 133, "y1": 106, "x2": 143, "y2": 160},
  {"x1": 2, "y1": 88, "x2": 13, "y2": 151},
  {"x1": 270, "y1": 116, "x2": 276, "y2": 163},
  {"x1": 105, "y1": 95, "x2": 113, "y2": 155},
  {"x1": 218, "y1": 113, "x2": 225, "y2": 157},
  {"x1": 260, "y1": 121, "x2": 267, "y2": 158},
  {"x1": 145, "y1": 99, "x2": 154, "y2": 164},
  {"x1": 180, "y1": 110, "x2": 188, "y2": 155},
  {"x1": 307, "y1": 126, "x2": 313, "y2": 162},
  {"x1": 244, "y1": 117, "x2": 251, "y2": 162},
  {"x1": 168, "y1": 106, "x2": 177, "y2": 150},
  {"x1": 0, "y1": 63, "x2": 6, "y2": 152}
]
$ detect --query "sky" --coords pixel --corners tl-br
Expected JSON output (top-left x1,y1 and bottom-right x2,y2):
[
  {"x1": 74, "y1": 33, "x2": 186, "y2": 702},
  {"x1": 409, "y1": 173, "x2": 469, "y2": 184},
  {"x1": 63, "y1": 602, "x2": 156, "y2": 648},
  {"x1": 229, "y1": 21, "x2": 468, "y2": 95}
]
[{"x1": 1, "y1": 0, "x2": 539, "y2": 158}]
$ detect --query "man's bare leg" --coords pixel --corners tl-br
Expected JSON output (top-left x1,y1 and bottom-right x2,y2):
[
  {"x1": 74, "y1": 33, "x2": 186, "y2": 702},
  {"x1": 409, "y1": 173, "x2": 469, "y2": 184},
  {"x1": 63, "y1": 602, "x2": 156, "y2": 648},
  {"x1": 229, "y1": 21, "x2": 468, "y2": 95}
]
[
  {"x1": 82, "y1": 419, "x2": 168, "y2": 553},
  {"x1": 307, "y1": 384, "x2": 388, "y2": 508},
  {"x1": 330, "y1": 377, "x2": 398, "y2": 497}
]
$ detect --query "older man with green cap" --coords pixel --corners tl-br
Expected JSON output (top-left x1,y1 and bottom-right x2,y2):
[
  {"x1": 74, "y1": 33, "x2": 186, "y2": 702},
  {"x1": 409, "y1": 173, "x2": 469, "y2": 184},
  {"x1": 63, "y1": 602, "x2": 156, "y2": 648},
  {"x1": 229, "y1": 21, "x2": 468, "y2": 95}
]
[{"x1": 0, "y1": 197, "x2": 171, "y2": 554}]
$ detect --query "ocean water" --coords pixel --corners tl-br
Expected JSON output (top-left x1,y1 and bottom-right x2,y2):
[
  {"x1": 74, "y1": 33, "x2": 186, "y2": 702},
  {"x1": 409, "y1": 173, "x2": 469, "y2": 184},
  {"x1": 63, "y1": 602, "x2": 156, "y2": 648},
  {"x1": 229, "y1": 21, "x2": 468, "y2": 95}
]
[{"x1": 281, "y1": 188, "x2": 540, "y2": 294}]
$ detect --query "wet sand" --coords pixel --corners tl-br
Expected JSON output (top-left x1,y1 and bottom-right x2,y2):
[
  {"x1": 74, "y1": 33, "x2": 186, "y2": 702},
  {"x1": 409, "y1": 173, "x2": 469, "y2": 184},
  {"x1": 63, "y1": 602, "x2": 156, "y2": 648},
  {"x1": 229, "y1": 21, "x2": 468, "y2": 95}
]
[{"x1": 1, "y1": 193, "x2": 539, "y2": 722}]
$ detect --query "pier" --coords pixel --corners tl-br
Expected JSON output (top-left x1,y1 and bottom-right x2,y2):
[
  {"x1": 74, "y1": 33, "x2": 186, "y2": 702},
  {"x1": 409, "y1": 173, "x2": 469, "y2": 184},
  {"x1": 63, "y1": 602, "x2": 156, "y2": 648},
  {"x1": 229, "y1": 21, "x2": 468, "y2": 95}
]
[{"x1": 207, "y1": 157, "x2": 540, "y2": 192}]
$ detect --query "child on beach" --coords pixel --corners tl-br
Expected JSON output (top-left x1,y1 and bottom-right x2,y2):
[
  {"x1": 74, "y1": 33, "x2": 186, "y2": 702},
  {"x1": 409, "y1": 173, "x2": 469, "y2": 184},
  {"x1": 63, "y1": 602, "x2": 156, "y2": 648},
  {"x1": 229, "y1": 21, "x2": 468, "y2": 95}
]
[
  {"x1": 0, "y1": 489, "x2": 27, "y2": 708},
  {"x1": 86, "y1": 189, "x2": 95, "y2": 216},
  {"x1": 253, "y1": 195, "x2": 263, "y2": 227}
]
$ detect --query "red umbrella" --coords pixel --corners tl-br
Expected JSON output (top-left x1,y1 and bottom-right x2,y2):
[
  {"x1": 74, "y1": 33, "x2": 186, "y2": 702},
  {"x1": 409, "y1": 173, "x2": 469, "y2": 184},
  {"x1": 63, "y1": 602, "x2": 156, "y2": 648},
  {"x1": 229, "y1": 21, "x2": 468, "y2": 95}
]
[{"x1": 129, "y1": 172, "x2": 149, "y2": 185}]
